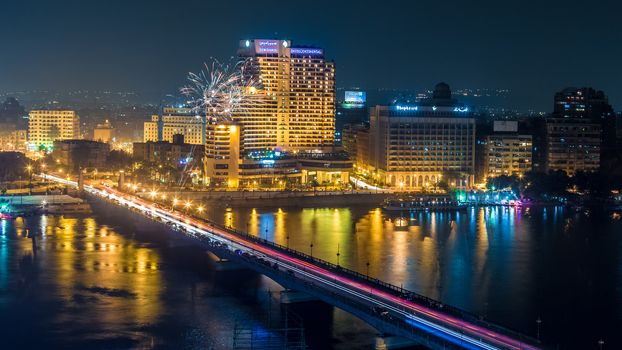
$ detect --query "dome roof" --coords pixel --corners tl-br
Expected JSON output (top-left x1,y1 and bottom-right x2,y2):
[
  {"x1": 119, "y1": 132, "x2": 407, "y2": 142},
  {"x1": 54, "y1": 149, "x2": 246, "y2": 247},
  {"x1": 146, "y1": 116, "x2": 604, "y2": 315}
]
[{"x1": 433, "y1": 82, "x2": 452, "y2": 100}]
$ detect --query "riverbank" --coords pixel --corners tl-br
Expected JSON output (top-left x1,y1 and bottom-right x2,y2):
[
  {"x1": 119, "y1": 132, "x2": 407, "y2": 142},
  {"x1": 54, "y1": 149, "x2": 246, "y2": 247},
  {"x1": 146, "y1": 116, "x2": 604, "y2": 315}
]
[{"x1": 144, "y1": 190, "x2": 398, "y2": 208}]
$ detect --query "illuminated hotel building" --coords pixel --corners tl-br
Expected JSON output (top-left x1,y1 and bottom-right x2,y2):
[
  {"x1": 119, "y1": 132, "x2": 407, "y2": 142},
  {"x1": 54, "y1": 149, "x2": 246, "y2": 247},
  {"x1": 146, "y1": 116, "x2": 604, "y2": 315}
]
[
  {"x1": 365, "y1": 83, "x2": 476, "y2": 190},
  {"x1": 236, "y1": 39, "x2": 335, "y2": 152},
  {"x1": 144, "y1": 107, "x2": 205, "y2": 145},
  {"x1": 28, "y1": 110, "x2": 80, "y2": 149}
]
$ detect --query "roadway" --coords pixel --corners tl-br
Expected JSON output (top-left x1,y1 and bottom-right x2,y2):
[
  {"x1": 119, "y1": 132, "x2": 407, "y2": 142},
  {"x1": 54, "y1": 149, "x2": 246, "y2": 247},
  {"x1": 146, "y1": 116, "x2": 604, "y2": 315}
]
[{"x1": 44, "y1": 173, "x2": 540, "y2": 350}]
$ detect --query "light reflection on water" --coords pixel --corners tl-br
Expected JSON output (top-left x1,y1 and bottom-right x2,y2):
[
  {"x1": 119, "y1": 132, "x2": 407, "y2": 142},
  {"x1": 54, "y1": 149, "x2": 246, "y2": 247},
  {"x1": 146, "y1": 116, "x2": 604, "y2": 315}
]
[
  {"x1": 0, "y1": 205, "x2": 621, "y2": 349},
  {"x1": 208, "y1": 205, "x2": 622, "y2": 349}
]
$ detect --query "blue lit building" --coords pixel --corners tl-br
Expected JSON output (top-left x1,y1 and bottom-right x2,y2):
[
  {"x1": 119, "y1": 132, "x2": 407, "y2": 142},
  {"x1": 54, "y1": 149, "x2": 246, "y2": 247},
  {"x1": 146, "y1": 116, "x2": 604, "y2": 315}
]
[{"x1": 364, "y1": 83, "x2": 476, "y2": 190}]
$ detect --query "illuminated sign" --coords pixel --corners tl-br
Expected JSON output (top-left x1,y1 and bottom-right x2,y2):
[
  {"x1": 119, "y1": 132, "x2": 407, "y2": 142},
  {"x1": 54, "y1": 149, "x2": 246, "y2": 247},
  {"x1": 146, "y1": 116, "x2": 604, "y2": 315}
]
[
  {"x1": 290, "y1": 47, "x2": 324, "y2": 56},
  {"x1": 260, "y1": 159, "x2": 275, "y2": 165},
  {"x1": 345, "y1": 91, "x2": 366, "y2": 104},
  {"x1": 394, "y1": 105, "x2": 418, "y2": 112},
  {"x1": 256, "y1": 40, "x2": 280, "y2": 54},
  {"x1": 453, "y1": 107, "x2": 469, "y2": 112}
]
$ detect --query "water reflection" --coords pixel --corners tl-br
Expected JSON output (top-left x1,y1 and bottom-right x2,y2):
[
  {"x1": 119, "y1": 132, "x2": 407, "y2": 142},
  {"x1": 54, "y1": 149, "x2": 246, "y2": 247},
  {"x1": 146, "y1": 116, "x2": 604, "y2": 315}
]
[{"x1": 211, "y1": 205, "x2": 622, "y2": 349}]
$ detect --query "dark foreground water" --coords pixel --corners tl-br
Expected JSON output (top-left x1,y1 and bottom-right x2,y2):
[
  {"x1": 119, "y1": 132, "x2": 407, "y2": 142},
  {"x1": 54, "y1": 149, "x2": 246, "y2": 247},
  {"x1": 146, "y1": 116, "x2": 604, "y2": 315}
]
[{"x1": 0, "y1": 205, "x2": 621, "y2": 349}]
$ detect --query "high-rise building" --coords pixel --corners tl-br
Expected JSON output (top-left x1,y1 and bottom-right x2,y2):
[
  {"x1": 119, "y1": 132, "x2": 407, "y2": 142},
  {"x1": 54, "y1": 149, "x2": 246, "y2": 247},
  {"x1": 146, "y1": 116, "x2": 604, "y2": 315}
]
[
  {"x1": 545, "y1": 118, "x2": 600, "y2": 175},
  {"x1": 483, "y1": 121, "x2": 532, "y2": 178},
  {"x1": 553, "y1": 87, "x2": 616, "y2": 150},
  {"x1": 28, "y1": 110, "x2": 80, "y2": 149},
  {"x1": 236, "y1": 39, "x2": 335, "y2": 153},
  {"x1": 144, "y1": 107, "x2": 205, "y2": 145},
  {"x1": 364, "y1": 83, "x2": 476, "y2": 190}
]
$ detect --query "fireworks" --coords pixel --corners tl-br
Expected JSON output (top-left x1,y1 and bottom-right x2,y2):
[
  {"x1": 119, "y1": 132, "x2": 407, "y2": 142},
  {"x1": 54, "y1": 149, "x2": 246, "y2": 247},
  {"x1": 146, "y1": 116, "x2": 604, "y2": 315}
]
[{"x1": 180, "y1": 58, "x2": 261, "y2": 122}]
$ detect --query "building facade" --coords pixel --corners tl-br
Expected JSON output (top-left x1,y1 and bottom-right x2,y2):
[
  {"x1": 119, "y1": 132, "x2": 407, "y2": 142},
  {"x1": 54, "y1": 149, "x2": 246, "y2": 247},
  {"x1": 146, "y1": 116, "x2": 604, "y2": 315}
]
[
  {"x1": 484, "y1": 121, "x2": 532, "y2": 178},
  {"x1": 93, "y1": 120, "x2": 114, "y2": 143},
  {"x1": 545, "y1": 118, "x2": 600, "y2": 175},
  {"x1": 0, "y1": 129, "x2": 27, "y2": 152},
  {"x1": 236, "y1": 39, "x2": 335, "y2": 153},
  {"x1": 53, "y1": 139, "x2": 110, "y2": 171},
  {"x1": 364, "y1": 83, "x2": 476, "y2": 190},
  {"x1": 28, "y1": 110, "x2": 80, "y2": 149},
  {"x1": 144, "y1": 107, "x2": 205, "y2": 145},
  {"x1": 553, "y1": 87, "x2": 616, "y2": 151}
]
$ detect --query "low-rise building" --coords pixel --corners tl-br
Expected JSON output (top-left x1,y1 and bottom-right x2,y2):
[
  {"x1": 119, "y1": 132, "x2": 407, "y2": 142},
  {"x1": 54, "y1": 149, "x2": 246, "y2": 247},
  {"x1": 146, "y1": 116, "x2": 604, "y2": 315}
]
[
  {"x1": 53, "y1": 139, "x2": 110, "y2": 171},
  {"x1": 133, "y1": 134, "x2": 205, "y2": 169}
]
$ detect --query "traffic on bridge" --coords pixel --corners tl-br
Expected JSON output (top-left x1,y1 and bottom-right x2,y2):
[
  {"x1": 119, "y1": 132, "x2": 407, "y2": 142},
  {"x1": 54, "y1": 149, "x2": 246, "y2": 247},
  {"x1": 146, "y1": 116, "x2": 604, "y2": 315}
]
[{"x1": 43, "y1": 173, "x2": 541, "y2": 350}]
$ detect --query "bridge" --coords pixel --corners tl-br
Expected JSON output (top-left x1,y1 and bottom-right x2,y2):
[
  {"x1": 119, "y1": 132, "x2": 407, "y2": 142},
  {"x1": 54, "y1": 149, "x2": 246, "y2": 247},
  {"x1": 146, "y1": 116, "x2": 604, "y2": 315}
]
[{"x1": 43, "y1": 173, "x2": 542, "y2": 350}]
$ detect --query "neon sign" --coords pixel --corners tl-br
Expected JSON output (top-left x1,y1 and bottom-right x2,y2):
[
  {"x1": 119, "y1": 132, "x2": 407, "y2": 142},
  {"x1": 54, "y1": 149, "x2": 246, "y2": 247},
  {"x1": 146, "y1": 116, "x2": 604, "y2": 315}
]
[
  {"x1": 290, "y1": 48, "x2": 324, "y2": 56},
  {"x1": 394, "y1": 105, "x2": 419, "y2": 112}
]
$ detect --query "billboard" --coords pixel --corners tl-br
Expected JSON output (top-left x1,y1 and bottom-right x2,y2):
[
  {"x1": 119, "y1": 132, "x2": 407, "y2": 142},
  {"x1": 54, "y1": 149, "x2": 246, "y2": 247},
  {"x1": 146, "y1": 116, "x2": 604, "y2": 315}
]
[
  {"x1": 345, "y1": 91, "x2": 366, "y2": 104},
  {"x1": 493, "y1": 120, "x2": 518, "y2": 132}
]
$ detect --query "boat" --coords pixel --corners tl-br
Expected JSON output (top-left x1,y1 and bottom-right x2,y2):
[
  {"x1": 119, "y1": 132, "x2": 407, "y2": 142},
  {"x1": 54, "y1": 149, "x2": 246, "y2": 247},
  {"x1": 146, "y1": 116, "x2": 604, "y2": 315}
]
[
  {"x1": 393, "y1": 217, "x2": 409, "y2": 229},
  {"x1": 383, "y1": 195, "x2": 467, "y2": 212},
  {"x1": 44, "y1": 202, "x2": 92, "y2": 214}
]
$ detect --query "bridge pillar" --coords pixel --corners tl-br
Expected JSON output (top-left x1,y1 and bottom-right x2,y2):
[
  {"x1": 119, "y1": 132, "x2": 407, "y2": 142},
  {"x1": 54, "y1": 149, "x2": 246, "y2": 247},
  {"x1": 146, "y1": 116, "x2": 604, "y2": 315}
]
[
  {"x1": 374, "y1": 337, "x2": 388, "y2": 350},
  {"x1": 280, "y1": 290, "x2": 319, "y2": 304}
]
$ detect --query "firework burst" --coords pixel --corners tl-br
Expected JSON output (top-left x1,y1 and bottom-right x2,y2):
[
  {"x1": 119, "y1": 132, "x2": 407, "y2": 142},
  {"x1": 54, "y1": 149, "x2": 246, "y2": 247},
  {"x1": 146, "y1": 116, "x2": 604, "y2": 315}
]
[{"x1": 180, "y1": 58, "x2": 261, "y2": 122}]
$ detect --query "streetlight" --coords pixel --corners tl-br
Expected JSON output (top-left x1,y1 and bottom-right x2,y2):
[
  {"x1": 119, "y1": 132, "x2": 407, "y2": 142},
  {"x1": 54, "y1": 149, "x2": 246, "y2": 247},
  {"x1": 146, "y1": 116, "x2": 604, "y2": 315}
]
[
  {"x1": 197, "y1": 205, "x2": 204, "y2": 214},
  {"x1": 536, "y1": 317, "x2": 542, "y2": 341},
  {"x1": 336, "y1": 243, "x2": 341, "y2": 266},
  {"x1": 309, "y1": 243, "x2": 314, "y2": 258},
  {"x1": 366, "y1": 261, "x2": 370, "y2": 278},
  {"x1": 598, "y1": 339, "x2": 604, "y2": 350}
]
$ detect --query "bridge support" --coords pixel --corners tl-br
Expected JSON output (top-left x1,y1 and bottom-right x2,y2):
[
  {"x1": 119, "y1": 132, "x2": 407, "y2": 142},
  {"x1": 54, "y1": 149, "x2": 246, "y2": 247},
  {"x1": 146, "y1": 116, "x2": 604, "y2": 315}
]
[
  {"x1": 374, "y1": 335, "x2": 419, "y2": 350},
  {"x1": 280, "y1": 290, "x2": 319, "y2": 304}
]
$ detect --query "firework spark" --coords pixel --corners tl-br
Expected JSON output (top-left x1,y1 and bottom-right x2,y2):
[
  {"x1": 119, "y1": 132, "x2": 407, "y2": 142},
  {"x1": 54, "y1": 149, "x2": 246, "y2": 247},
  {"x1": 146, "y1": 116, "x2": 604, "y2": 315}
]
[{"x1": 180, "y1": 58, "x2": 261, "y2": 122}]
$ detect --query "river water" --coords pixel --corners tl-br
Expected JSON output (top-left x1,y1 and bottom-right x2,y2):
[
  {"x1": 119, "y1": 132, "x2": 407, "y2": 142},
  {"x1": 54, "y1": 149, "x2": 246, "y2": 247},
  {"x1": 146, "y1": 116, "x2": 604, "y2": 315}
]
[{"x1": 0, "y1": 205, "x2": 621, "y2": 349}]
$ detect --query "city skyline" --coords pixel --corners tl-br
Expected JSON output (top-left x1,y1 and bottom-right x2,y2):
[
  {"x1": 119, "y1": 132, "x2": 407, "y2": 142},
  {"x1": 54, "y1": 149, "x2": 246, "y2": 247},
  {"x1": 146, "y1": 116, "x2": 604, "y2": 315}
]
[{"x1": 2, "y1": 0, "x2": 622, "y2": 111}]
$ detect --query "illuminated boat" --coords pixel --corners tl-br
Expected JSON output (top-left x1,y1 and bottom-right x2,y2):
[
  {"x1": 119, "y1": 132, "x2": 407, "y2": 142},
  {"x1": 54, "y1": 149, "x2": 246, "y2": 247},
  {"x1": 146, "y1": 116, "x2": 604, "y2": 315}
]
[
  {"x1": 394, "y1": 216, "x2": 409, "y2": 229},
  {"x1": 383, "y1": 195, "x2": 466, "y2": 212}
]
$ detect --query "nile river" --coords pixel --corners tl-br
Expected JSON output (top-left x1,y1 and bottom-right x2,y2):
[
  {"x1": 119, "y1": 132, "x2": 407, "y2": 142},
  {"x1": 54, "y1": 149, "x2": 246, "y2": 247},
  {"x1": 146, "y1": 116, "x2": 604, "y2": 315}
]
[{"x1": 0, "y1": 205, "x2": 621, "y2": 349}]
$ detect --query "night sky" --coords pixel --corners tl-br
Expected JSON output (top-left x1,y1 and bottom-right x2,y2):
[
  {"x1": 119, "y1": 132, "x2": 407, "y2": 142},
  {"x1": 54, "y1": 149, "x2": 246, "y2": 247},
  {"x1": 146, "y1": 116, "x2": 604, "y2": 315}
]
[{"x1": 2, "y1": 0, "x2": 621, "y2": 110}]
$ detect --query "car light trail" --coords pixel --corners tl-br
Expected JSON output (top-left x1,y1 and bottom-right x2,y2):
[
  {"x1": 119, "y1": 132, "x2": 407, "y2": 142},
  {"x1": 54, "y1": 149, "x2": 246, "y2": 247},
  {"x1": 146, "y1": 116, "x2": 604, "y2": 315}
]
[{"x1": 41, "y1": 173, "x2": 539, "y2": 350}]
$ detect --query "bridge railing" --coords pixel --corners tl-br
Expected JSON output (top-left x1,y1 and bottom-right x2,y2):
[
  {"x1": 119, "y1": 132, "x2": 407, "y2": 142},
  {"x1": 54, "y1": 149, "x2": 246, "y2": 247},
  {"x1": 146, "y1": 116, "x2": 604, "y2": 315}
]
[
  {"x1": 196, "y1": 218, "x2": 540, "y2": 347},
  {"x1": 94, "y1": 189, "x2": 540, "y2": 348}
]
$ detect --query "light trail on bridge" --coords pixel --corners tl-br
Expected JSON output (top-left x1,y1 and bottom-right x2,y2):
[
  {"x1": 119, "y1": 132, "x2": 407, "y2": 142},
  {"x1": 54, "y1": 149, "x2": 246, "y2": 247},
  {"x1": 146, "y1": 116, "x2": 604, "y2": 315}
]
[{"x1": 43, "y1": 174, "x2": 540, "y2": 350}]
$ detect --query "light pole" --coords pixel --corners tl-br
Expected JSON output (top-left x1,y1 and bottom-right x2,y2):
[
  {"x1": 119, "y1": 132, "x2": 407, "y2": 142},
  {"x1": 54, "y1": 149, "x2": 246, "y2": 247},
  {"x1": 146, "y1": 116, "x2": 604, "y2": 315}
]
[
  {"x1": 536, "y1": 317, "x2": 542, "y2": 341},
  {"x1": 598, "y1": 339, "x2": 604, "y2": 350},
  {"x1": 336, "y1": 243, "x2": 340, "y2": 266},
  {"x1": 366, "y1": 261, "x2": 370, "y2": 278},
  {"x1": 286, "y1": 234, "x2": 290, "y2": 249},
  {"x1": 309, "y1": 243, "x2": 314, "y2": 258}
]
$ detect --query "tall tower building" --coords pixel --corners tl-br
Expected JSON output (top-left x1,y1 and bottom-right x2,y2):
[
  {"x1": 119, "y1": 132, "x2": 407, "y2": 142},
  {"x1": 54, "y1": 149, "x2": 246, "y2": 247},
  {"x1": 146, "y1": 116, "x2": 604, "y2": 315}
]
[
  {"x1": 236, "y1": 39, "x2": 335, "y2": 153},
  {"x1": 28, "y1": 110, "x2": 80, "y2": 149}
]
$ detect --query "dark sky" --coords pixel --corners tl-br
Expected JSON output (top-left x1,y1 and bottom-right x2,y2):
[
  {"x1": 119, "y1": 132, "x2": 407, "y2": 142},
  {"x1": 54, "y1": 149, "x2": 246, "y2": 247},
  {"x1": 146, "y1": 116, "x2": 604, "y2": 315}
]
[{"x1": 1, "y1": 0, "x2": 621, "y2": 111}]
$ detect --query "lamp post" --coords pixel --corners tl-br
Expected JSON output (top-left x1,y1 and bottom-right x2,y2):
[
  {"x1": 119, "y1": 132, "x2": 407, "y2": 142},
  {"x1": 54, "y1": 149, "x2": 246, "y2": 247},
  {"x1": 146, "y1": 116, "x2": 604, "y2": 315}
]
[
  {"x1": 536, "y1": 317, "x2": 542, "y2": 341},
  {"x1": 309, "y1": 243, "x2": 314, "y2": 258},
  {"x1": 366, "y1": 261, "x2": 370, "y2": 278},
  {"x1": 26, "y1": 164, "x2": 33, "y2": 194},
  {"x1": 598, "y1": 339, "x2": 604, "y2": 350},
  {"x1": 336, "y1": 243, "x2": 341, "y2": 267}
]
